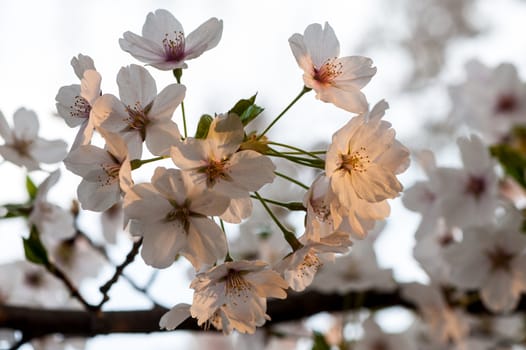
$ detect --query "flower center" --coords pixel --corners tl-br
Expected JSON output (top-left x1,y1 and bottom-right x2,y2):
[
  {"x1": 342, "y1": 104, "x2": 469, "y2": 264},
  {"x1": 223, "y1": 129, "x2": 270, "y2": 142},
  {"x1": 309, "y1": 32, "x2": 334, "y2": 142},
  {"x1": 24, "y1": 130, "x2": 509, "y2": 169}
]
[
  {"x1": 314, "y1": 57, "x2": 342, "y2": 84},
  {"x1": 486, "y1": 246, "x2": 514, "y2": 271},
  {"x1": 225, "y1": 269, "x2": 252, "y2": 301},
  {"x1": 297, "y1": 252, "x2": 322, "y2": 277},
  {"x1": 166, "y1": 203, "x2": 191, "y2": 232},
  {"x1": 163, "y1": 31, "x2": 185, "y2": 61},
  {"x1": 495, "y1": 94, "x2": 518, "y2": 114},
  {"x1": 465, "y1": 175, "x2": 486, "y2": 199},
  {"x1": 12, "y1": 137, "x2": 31, "y2": 157},
  {"x1": 103, "y1": 163, "x2": 121, "y2": 179},
  {"x1": 24, "y1": 271, "x2": 44, "y2": 288},
  {"x1": 198, "y1": 158, "x2": 231, "y2": 187},
  {"x1": 339, "y1": 147, "x2": 370, "y2": 173},
  {"x1": 71, "y1": 95, "x2": 91, "y2": 119},
  {"x1": 125, "y1": 101, "x2": 151, "y2": 140}
]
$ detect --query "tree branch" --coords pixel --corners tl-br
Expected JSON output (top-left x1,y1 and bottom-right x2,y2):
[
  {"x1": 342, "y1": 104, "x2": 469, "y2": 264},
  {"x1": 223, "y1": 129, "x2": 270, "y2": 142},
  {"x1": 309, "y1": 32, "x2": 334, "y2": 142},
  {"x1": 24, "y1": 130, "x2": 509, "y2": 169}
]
[{"x1": 0, "y1": 287, "x2": 514, "y2": 343}]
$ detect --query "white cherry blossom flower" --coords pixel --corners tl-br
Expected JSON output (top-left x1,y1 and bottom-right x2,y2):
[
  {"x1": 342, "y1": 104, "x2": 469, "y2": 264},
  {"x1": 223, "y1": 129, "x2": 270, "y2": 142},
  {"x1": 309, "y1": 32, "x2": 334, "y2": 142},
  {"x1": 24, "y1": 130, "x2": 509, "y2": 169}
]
[
  {"x1": 119, "y1": 9, "x2": 223, "y2": 71},
  {"x1": 434, "y1": 134, "x2": 499, "y2": 229},
  {"x1": 448, "y1": 59, "x2": 526, "y2": 143},
  {"x1": 56, "y1": 54, "x2": 101, "y2": 150},
  {"x1": 275, "y1": 231, "x2": 352, "y2": 292},
  {"x1": 93, "y1": 64, "x2": 185, "y2": 159},
  {"x1": 28, "y1": 170, "x2": 75, "y2": 246},
  {"x1": 189, "y1": 260, "x2": 288, "y2": 334},
  {"x1": 171, "y1": 113, "x2": 275, "y2": 220},
  {"x1": 0, "y1": 108, "x2": 67, "y2": 171},
  {"x1": 355, "y1": 317, "x2": 417, "y2": 350},
  {"x1": 402, "y1": 150, "x2": 443, "y2": 238},
  {"x1": 64, "y1": 129, "x2": 132, "y2": 212},
  {"x1": 310, "y1": 236, "x2": 396, "y2": 294},
  {"x1": 444, "y1": 218, "x2": 526, "y2": 313},
  {"x1": 289, "y1": 22, "x2": 376, "y2": 113},
  {"x1": 123, "y1": 167, "x2": 229, "y2": 269},
  {"x1": 402, "y1": 283, "x2": 469, "y2": 346},
  {"x1": 325, "y1": 101, "x2": 410, "y2": 235}
]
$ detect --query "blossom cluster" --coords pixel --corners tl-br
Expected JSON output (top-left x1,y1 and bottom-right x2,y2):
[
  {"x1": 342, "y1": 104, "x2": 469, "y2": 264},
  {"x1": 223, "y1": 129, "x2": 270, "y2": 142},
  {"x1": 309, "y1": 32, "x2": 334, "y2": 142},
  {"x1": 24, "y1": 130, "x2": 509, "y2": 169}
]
[{"x1": 0, "y1": 8, "x2": 410, "y2": 337}]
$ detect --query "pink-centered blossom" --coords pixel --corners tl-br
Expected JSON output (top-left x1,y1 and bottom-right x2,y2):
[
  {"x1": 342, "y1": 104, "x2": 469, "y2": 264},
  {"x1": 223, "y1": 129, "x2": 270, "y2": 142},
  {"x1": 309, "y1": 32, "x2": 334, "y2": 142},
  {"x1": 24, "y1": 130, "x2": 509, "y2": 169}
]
[
  {"x1": 444, "y1": 217, "x2": 526, "y2": 313},
  {"x1": 0, "y1": 108, "x2": 67, "y2": 171},
  {"x1": 92, "y1": 64, "x2": 185, "y2": 159},
  {"x1": 434, "y1": 134, "x2": 499, "y2": 229},
  {"x1": 119, "y1": 9, "x2": 223, "y2": 71},
  {"x1": 171, "y1": 113, "x2": 275, "y2": 221},
  {"x1": 289, "y1": 22, "x2": 376, "y2": 113},
  {"x1": 64, "y1": 129, "x2": 132, "y2": 212},
  {"x1": 55, "y1": 54, "x2": 101, "y2": 150},
  {"x1": 123, "y1": 167, "x2": 229, "y2": 269},
  {"x1": 189, "y1": 260, "x2": 288, "y2": 334}
]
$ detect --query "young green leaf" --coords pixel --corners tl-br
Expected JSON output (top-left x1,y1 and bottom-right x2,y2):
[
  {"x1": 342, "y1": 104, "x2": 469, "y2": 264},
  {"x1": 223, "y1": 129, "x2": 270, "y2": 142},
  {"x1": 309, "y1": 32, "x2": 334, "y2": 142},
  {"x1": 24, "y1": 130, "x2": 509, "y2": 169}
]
[{"x1": 23, "y1": 225, "x2": 49, "y2": 266}]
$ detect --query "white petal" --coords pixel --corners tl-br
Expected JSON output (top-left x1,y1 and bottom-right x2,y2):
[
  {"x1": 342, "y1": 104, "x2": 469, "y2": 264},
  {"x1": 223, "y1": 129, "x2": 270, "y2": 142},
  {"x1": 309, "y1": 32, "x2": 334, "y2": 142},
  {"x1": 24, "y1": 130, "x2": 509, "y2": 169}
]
[
  {"x1": 117, "y1": 64, "x2": 157, "y2": 106},
  {"x1": 13, "y1": 108, "x2": 39, "y2": 141},
  {"x1": 160, "y1": 303, "x2": 191, "y2": 330},
  {"x1": 31, "y1": 139, "x2": 67, "y2": 164},
  {"x1": 303, "y1": 22, "x2": 339, "y2": 68},
  {"x1": 184, "y1": 18, "x2": 223, "y2": 60},
  {"x1": 145, "y1": 121, "x2": 181, "y2": 156},
  {"x1": 77, "y1": 179, "x2": 120, "y2": 212},
  {"x1": 142, "y1": 9, "x2": 184, "y2": 43},
  {"x1": 148, "y1": 84, "x2": 186, "y2": 122},
  {"x1": 80, "y1": 70, "x2": 102, "y2": 105},
  {"x1": 141, "y1": 220, "x2": 186, "y2": 268},
  {"x1": 119, "y1": 32, "x2": 165, "y2": 64}
]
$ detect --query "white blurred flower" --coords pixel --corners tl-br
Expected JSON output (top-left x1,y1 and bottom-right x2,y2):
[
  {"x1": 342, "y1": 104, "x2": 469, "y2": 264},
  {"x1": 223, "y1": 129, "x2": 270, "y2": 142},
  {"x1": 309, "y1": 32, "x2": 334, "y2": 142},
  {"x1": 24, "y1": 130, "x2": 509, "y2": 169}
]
[
  {"x1": 402, "y1": 283, "x2": 469, "y2": 346},
  {"x1": 29, "y1": 170, "x2": 75, "y2": 246},
  {"x1": 189, "y1": 260, "x2": 288, "y2": 334},
  {"x1": 0, "y1": 260, "x2": 73, "y2": 308},
  {"x1": 434, "y1": 134, "x2": 499, "y2": 229},
  {"x1": 310, "y1": 236, "x2": 395, "y2": 293},
  {"x1": 289, "y1": 22, "x2": 376, "y2": 113},
  {"x1": 448, "y1": 59, "x2": 526, "y2": 143},
  {"x1": 93, "y1": 64, "x2": 185, "y2": 159},
  {"x1": 355, "y1": 317, "x2": 417, "y2": 350},
  {"x1": 444, "y1": 217, "x2": 526, "y2": 313},
  {"x1": 124, "y1": 167, "x2": 229, "y2": 269},
  {"x1": 119, "y1": 9, "x2": 223, "y2": 71},
  {"x1": 0, "y1": 108, "x2": 67, "y2": 171},
  {"x1": 55, "y1": 54, "x2": 101, "y2": 150}
]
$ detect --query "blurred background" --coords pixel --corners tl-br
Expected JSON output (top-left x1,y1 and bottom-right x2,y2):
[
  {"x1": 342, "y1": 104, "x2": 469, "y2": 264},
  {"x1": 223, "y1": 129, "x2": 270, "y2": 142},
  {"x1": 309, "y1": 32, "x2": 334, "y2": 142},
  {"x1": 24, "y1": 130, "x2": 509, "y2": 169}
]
[{"x1": 1, "y1": 0, "x2": 526, "y2": 348}]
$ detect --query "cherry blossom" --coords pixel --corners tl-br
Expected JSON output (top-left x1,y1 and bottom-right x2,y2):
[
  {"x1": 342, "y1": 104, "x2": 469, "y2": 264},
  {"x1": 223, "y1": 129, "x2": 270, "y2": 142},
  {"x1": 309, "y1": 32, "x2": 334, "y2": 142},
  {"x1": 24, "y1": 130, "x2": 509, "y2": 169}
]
[
  {"x1": 63, "y1": 129, "x2": 132, "y2": 212},
  {"x1": 355, "y1": 317, "x2": 417, "y2": 350},
  {"x1": 275, "y1": 231, "x2": 352, "y2": 292},
  {"x1": 448, "y1": 59, "x2": 526, "y2": 143},
  {"x1": 93, "y1": 64, "x2": 185, "y2": 159},
  {"x1": 325, "y1": 100, "x2": 410, "y2": 236},
  {"x1": 189, "y1": 260, "x2": 288, "y2": 334},
  {"x1": 55, "y1": 54, "x2": 101, "y2": 150},
  {"x1": 171, "y1": 113, "x2": 275, "y2": 221},
  {"x1": 289, "y1": 22, "x2": 376, "y2": 113},
  {"x1": 123, "y1": 167, "x2": 229, "y2": 269},
  {"x1": 28, "y1": 170, "x2": 75, "y2": 246},
  {"x1": 434, "y1": 134, "x2": 499, "y2": 229},
  {"x1": 0, "y1": 108, "x2": 67, "y2": 171},
  {"x1": 119, "y1": 9, "x2": 223, "y2": 71},
  {"x1": 444, "y1": 218, "x2": 526, "y2": 313}
]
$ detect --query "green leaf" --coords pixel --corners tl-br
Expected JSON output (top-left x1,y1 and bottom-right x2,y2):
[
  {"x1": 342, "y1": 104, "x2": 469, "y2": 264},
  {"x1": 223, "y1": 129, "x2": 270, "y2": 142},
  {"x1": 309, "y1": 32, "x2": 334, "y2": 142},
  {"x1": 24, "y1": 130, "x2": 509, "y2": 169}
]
[
  {"x1": 26, "y1": 175, "x2": 38, "y2": 200},
  {"x1": 228, "y1": 94, "x2": 264, "y2": 125},
  {"x1": 23, "y1": 226, "x2": 49, "y2": 266},
  {"x1": 195, "y1": 114, "x2": 214, "y2": 139},
  {"x1": 311, "y1": 331, "x2": 331, "y2": 350},
  {"x1": 490, "y1": 144, "x2": 526, "y2": 188}
]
